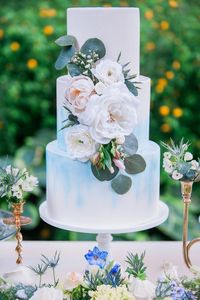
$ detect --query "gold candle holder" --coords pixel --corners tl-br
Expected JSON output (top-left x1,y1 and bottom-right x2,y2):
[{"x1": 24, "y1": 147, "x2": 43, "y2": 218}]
[
  {"x1": 3, "y1": 201, "x2": 32, "y2": 264},
  {"x1": 181, "y1": 181, "x2": 200, "y2": 269}
]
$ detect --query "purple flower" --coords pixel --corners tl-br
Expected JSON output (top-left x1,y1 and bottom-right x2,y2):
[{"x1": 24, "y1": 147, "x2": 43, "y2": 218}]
[
  {"x1": 85, "y1": 246, "x2": 108, "y2": 269},
  {"x1": 109, "y1": 263, "x2": 121, "y2": 276}
]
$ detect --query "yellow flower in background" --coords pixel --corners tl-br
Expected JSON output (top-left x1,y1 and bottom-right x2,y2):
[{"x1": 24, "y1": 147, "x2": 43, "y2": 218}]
[
  {"x1": 10, "y1": 42, "x2": 20, "y2": 52},
  {"x1": 43, "y1": 25, "x2": 54, "y2": 36},
  {"x1": 172, "y1": 60, "x2": 181, "y2": 70},
  {"x1": 145, "y1": 42, "x2": 156, "y2": 51},
  {"x1": 173, "y1": 107, "x2": 183, "y2": 118},
  {"x1": 27, "y1": 58, "x2": 38, "y2": 69},
  {"x1": 0, "y1": 29, "x2": 4, "y2": 39},
  {"x1": 103, "y1": 3, "x2": 112, "y2": 7},
  {"x1": 161, "y1": 123, "x2": 171, "y2": 133},
  {"x1": 159, "y1": 105, "x2": 170, "y2": 116},
  {"x1": 169, "y1": 0, "x2": 179, "y2": 8},
  {"x1": 160, "y1": 20, "x2": 170, "y2": 30},
  {"x1": 152, "y1": 21, "x2": 159, "y2": 29},
  {"x1": 165, "y1": 71, "x2": 174, "y2": 80},
  {"x1": 145, "y1": 9, "x2": 154, "y2": 20},
  {"x1": 39, "y1": 8, "x2": 57, "y2": 18},
  {"x1": 156, "y1": 78, "x2": 168, "y2": 93}
]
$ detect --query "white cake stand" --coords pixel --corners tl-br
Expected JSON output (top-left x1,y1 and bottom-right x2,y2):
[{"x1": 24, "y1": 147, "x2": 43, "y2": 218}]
[{"x1": 39, "y1": 200, "x2": 169, "y2": 252}]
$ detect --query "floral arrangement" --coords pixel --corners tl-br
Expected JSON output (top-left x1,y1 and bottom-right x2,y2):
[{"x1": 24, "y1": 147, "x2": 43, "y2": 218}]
[
  {"x1": 0, "y1": 164, "x2": 38, "y2": 205},
  {"x1": 162, "y1": 139, "x2": 200, "y2": 182},
  {"x1": 54, "y1": 35, "x2": 146, "y2": 194},
  {"x1": 0, "y1": 247, "x2": 200, "y2": 300}
]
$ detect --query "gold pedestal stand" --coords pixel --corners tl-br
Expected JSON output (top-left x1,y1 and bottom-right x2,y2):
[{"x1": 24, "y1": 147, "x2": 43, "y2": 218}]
[
  {"x1": 181, "y1": 181, "x2": 200, "y2": 269},
  {"x1": 3, "y1": 202, "x2": 32, "y2": 264}
]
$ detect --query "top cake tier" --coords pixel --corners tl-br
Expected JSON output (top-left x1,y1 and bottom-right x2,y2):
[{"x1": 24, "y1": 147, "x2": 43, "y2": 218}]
[{"x1": 67, "y1": 7, "x2": 140, "y2": 76}]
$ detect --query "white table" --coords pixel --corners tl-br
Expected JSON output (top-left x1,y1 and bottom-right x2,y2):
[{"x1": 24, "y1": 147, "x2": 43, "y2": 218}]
[{"x1": 0, "y1": 241, "x2": 199, "y2": 281}]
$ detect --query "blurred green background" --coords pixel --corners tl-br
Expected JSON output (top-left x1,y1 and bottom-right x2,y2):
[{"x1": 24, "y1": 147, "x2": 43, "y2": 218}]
[{"x1": 0, "y1": 0, "x2": 199, "y2": 242}]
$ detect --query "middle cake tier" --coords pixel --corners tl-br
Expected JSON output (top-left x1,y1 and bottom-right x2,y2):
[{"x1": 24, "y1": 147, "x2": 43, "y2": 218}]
[{"x1": 46, "y1": 140, "x2": 160, "y2": 230}]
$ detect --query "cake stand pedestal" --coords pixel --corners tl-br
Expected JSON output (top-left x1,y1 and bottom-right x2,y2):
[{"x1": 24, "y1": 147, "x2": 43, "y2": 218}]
[{"x1": 39, "y1": 201, "x2": 169, "y2": 252}]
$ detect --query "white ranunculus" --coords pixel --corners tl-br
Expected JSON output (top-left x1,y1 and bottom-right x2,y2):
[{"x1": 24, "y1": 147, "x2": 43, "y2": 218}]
[
  {"x1": 62, "y1": 272, "x2": 83, "y2": 291},
  {"x1": 64, "y1": 125, "x2": 99, "y2": 162},
  {"x1": 65, "y1": 75, "x2": 94, "y2": 115},
  {"x1": 172, "y1": 170, "x2": 183, "y2": 180},
  {"x1": 21, "y1": 175, "x2": 38, "y2": 192},
  {"x1": 3, "y1": 266, "x2": 33, "y2": 285},
  {"x1": 92, "y1": 59, "x2": 124, "y2": 86},
  {"x1": 80, "y1": 86, "x2": 138, "y2": 144},
  {"x1": 184, "y1": 152, "x2": 193, "y2": 161},
  {"x1": 6, "y1": 165, "x2": 19, "y2": 176},
  {"x1": 30, "y1": 287, "x2": 63, "y2": 300},
  {"x1": 128, "y1": 277, "x2": 156, "y2": 300}
]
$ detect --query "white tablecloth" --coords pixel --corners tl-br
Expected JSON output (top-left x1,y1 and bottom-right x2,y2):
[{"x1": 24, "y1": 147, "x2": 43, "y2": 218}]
[{"x1": 0, "y1": 241, "x2": 199, "y2": 281}]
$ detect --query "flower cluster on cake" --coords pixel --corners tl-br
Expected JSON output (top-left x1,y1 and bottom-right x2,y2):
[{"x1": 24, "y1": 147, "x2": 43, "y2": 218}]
[{"x1": 55, "y1": 34, "x2": 146, "y2": 195}]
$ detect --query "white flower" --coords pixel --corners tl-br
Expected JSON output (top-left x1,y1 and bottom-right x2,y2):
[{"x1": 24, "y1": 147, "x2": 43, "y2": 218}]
[
  {"x1": 92, "y1": 59, "x2": 124, "y2": 86},
  {"x1": 89, "y1": 284, "x2": 135, "y2": 300},
  {"x1": 184, "y1": 152, "x2": 193, "y2": 161},
  {"x1": 191, "y1": 160, "x2": 199, "y2": 170},
  {"x1": 94, "y1": 81, "x2": 106, "y2": 95},
  {"x1": 11, "y1": 185, "x2": 23, "y2": 199},
  {"x1": 164, "y1": 152, "x2": 171, "y2": 159},
  {"x1": 21, "y1": 175, "x2": 38, "y2": 192},
  {"x1": 190, "y1": 265, "x2": 200, "y2": 277},
  {"x1": 81, "y1": 85, "x2": 138, "y2": 144},
  {"x1": 163, "y1": 158, "x2": 173, "y2": 174},
  {"x1": 65, "y1": 75, "x2": 94, "y2": 115},
  {"x1": 182, "y1": 143, "x2": 188, "y2": 151},
  {"x1": 16, "y1": 289, "x2": 27, "y2": 299},
  {"x1": 116, "y1": 136, "x2": 125, "y2": 144},
  {"x1": 172, "y1": 170, "x2": 183, "y2": 180},
  {"x1": 62, "y1": 272, "x2": 83, "y2": 291},
  {"x1": 64, "y1": 125, "x2": 99, "y2": 162},
  {"x1": 161, "y1": 262, "x2": 179, "y2": 280},
  {"x1": 6, "y1": 165, "x2": 19, "y2": 176},
  {"x1": 128, "y1": 276, "x2": 156, "y2": 300},
  {"x1": 30, "y1": 287, "x2": 63, "y2": 300},
  {"x1": 3, "y1": 266, "x2": 33, "y2": 285}
]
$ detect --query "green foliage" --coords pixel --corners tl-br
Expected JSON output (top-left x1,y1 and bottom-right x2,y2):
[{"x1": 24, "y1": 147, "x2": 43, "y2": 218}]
[
  {"x1": 80, "y1": 38, "x2": 106, "y2": 59},
  {"x1": 124, "y1": 154, "x2": 146, "y2": 174},
  {"x1": 122, "y1": 133, "x2": 138, "y2": 156},
  {"x1": 111, "y1": 174, "x2": 132, "y2": 194},
  {"x1": 126, "y1": 252, "x2": 147, "y2": 280},
  {"x1": 91, "y1": 163, "x2": 119, "y2": 181}
]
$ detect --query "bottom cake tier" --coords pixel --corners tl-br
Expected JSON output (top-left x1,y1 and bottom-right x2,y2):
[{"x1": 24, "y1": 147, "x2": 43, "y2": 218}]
[{"x1": 46, "y1": 140, "x2": 160, "y2": 230}]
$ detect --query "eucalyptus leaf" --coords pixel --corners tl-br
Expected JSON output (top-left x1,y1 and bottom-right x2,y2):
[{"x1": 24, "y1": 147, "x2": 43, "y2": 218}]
[
  {"x1": 81, "y1": 38, "x2": 106, "y2": 59},
  {"x1": 125, "y1": 80, "x2": 138, "y2": 96},
  {"x1": 55, "y1": 35, "x2": 77, "y2": 47},
  {"x1": 91, "y1": 164, "x2": 119, "y2": 181},
  {"x1": 124, "y1": 154, "x2": 146, "y2": 174},
  {"x1": 122, "y1": 133, "x2": 138, "y2": 156},
  {"x1": 111, "y1": 175, "x2": 132, "y2": 195},
  {"x1": 67, "y1": 63, "x2": 83, "y2": 76},
  {"x1": 55, "y1": 46, "x2": 75, "y2": 70}
]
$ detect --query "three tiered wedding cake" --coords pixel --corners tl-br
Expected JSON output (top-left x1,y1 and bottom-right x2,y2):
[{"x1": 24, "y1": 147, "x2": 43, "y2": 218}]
[{"x1": 44, "y1": 8, "x2": 163, "y2": 232}]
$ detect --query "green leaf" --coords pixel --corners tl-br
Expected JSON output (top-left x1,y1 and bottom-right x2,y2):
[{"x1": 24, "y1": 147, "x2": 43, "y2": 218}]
[
  {"x1": 91, "y1": 164, "x2": 119, "y2": 181},
  {"x1": 124, "y1": 154, "x2": 146, "y2": 174},
  {"x1": 125, "y1": 80, "x2": 138, "y2": 96},
  {"x1": 111, "y1": 175, "x2": 132, "y2": 195},
  {"x1": 81, "y1": 38, "x2": 106, "y2": 59},
  {"x1": 55, "y1": 46, "x2": 75, "y2": 70},
  {"x1": 67, "y1": 62, "x2": 83, "y2": 76},
  {"x1": 55, "y1": 35, "x2": 77, "y2": 47},
  {"x1": 122, "y1": 133, "x2": 138, "y2": 156},
  {"x1": 103, "y1": 147, "x2": 112, "y2": 170}
]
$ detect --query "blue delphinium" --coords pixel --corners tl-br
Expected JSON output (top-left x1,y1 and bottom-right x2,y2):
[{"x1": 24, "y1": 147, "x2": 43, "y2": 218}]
[
  {"x1": 85, "y1": 246, "x2": 108, "y2": 269},
  {"x1": 109, "y1": 263, "x2": 121, "y2": 276}
]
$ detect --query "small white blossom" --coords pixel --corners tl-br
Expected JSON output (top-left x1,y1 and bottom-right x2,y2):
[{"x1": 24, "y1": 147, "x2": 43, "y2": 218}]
[
  {"x1": 30, "y1": 287, "x2": 63, "y2": 300},
  {"x1": 164, "y1": 152, "x2": 171, "y2": 159},
  {"x1": 191, "y1": 160, "x2": 199, "y2": 170},
  {"x1": 184, "y1": 152, "x2": 193, "y2": 161},
  {"x1": 163, "y1": 158, "x2": 173, "y2": 174},
  {"x1": 116, "y1": 136, "x2": 125, "y2": 144},
  {"x1": 172, "y1": 170, "x2": 183, "y2": 180},
  {"x1": 21, "y1": 175, "x2": 38, "y2": 192},
  {"x1": 6, "y1": 165, "x2": 19, "y2": 176}
]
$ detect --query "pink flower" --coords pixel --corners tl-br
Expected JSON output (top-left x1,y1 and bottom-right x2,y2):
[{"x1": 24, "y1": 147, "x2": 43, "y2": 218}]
[{"x1": 113, "y1": 159, "x2": 125, "y2": 170}]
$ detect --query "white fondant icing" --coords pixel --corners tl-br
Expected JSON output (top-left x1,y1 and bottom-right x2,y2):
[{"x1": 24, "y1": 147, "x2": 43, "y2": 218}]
[
  {"x1": 67, "y1": 8, "x2": 140, "y2": 76},
  {"x1": 46, "y1": 140, "x2": 160, "y2": 229}
]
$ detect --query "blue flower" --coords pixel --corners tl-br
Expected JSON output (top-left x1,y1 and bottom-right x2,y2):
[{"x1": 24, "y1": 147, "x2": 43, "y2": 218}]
[
  {"x1": 109, "y1": 263, "x2": 121, "y2": 276},
  {"x1": 84, "y1": 246, "x2": 108, "y2": 269}
]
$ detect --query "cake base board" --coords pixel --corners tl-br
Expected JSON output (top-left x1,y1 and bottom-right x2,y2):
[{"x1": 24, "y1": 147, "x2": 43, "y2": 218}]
[{"x1": 39, "y1": 201, "x2": 169, "y2": 234}]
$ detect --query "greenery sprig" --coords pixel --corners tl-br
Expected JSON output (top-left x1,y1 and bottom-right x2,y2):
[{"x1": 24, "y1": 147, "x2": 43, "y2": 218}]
[{"x1": 125, "y1": 252, "x2": 147, "y2": 280}]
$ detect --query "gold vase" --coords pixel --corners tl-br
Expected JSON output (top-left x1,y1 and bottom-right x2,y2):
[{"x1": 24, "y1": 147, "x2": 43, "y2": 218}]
[{"x1": 3, "y1": 201, "x2": 31, "y2": 264}]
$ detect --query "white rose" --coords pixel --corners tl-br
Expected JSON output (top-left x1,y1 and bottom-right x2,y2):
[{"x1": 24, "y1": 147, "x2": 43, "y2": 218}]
[
  {"x1": 81, "y1": 86, "x2": 138, "y2": 144},
  {"x1": 6, "y1": 165, "x2": 19, "y2": 176},
  {"x1": 21, "y1": 175, "x2": 38, "y2": 192},
  {"x1": 94, "y1": 81, "x2": 106, "y2": 95},
  {"x1": 128, "y1": 277, "x2": 156, "y2": 300},
  {"x1": 172, "y1": 170, "x2": 183, "y2": 180},
  {"x1": 184, "y1": 152, "x2": 193, "y2": 161},
  {"x1": 64, "y1": 125, "x2": 99, "y2": 162},
  {"x1": 62, "y1": 272, "x2": 83, "y2": 291},
  {"x1": 92, "y1": 59, "x2": 124, "y2": 86},
  {"x1": 30, "y1": 287, "x2": 63, "y2": 300},
  {"x1": 65, "y1": 75, "x2": 94, "y2": 115},
  {"x1": 3, "y1": 266, "x2": 33, "y2": 285}
]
